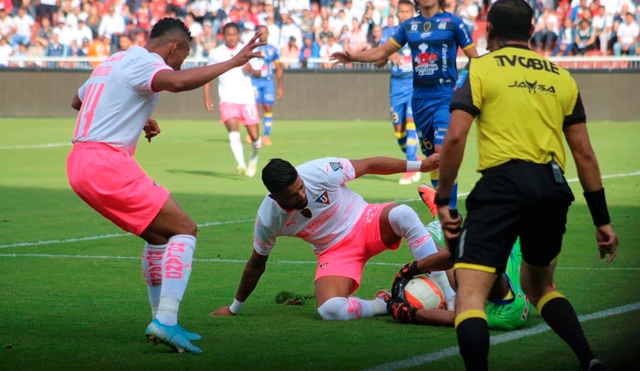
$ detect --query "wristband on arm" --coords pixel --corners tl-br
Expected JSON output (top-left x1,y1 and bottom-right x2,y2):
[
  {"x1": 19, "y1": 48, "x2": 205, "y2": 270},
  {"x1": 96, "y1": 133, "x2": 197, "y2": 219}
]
[
  {"x1": 229, "y1": 298, "x2": 244, "y2": 314},
  {"x1": 584, "y1": 188, "x2": 611, "y2": 227},
  {"x1": 406, "y1": 161, "x2": 421, "y2": 173}
]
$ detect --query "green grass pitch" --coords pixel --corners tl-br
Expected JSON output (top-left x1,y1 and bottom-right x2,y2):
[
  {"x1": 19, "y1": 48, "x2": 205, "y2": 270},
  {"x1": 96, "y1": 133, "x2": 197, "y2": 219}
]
[{"x1": 0, "y1": 118, "x2": 639, "y2": 371}]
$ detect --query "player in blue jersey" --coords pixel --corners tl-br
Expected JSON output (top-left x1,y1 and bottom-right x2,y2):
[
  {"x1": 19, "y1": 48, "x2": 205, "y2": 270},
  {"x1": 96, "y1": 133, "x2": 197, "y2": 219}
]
[
  {"x1": 331, "y1": 0, "x2": 477, "y2": 211},
  {"x1": 245, "y1": 25, "x2": 284, "y2": 146},
  {"x1": 377, "y1": 0, "x2": 421, "y2": 185}
]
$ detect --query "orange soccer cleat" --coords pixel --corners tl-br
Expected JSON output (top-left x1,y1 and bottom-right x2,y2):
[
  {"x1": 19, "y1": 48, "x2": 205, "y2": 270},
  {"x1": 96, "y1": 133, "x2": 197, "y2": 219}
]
[{"x1": 418, "y1": 183, "x2": 438, "y2": 219}]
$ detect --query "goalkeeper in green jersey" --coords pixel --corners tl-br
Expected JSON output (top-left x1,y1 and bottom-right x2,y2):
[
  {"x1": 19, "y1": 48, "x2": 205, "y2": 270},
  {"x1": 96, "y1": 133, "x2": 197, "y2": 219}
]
[{"x1": 387, "y1": 186, "x2": 530, "y2": 330}]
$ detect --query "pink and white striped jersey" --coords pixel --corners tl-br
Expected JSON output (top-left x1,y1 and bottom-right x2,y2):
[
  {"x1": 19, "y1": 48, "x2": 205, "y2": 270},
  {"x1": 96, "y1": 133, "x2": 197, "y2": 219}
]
[
  {"x1": 207, "y1": 44, "x2": 257, "y2": 105},
  {"x1": 71, "y1": 46, "x2": 172, "y2": 155},
  {"x1": 253, "y1": 157, "x2": 369, "y2": 256}
]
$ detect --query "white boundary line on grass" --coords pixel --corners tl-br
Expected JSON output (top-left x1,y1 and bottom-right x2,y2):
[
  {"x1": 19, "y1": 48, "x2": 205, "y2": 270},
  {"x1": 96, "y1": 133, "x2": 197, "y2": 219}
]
[
  {"x1": 362, "y1": 301, "x2": 640, "y2": 371},
  {"x1": 0, "y1": 253, "x2": 639, "y2": 271},
  {"x1": 0, "y1": 170, "x2": 638, "y2": 250},
  {"x1": 0, "y1": 142, "x2": 71, "y2": 149}
]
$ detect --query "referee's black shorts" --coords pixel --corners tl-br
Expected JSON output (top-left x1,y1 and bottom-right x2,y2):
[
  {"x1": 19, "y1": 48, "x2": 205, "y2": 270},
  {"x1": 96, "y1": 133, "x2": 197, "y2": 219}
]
[{"x1": 453, "y1": 160, "x2": 575, "y2": 274}]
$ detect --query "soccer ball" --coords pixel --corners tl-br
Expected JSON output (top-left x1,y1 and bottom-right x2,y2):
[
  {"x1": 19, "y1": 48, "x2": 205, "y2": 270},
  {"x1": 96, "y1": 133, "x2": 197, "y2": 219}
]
[{"x1": 404, "y1": 276, "x2": 445, "y2": 310}]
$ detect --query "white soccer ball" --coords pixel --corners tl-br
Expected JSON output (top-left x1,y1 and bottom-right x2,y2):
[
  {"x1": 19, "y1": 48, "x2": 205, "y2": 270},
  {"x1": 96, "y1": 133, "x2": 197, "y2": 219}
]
[{"x1": 404, "y1": 276, "x2": 445, "y2": 310}]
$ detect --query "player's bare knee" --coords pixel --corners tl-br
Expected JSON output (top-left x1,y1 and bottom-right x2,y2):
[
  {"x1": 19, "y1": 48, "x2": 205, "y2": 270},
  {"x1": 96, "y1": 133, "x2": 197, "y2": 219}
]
[{"x1": 317, "y1": 297, "x2": 349, "y2": 321}]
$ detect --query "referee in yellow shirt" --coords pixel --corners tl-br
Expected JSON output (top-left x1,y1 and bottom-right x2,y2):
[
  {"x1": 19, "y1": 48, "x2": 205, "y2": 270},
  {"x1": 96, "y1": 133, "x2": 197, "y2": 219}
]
[{"x1": 434, "y1": 1, "x2": 619, "y2": 370}]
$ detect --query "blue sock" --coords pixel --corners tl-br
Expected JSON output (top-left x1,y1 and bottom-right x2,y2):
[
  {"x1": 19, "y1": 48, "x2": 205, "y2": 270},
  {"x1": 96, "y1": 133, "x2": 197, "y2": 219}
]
[
  {"x1": 405, "y1": 122, "x2": 418, "y2": 161},
  {"x1": 263, "y1": 112, "x2": 273, "y2": 137},
  {"x1": 449, "y1": 182, "x2": 458, "y2": 210},
  {"x1": 430, "y1": 176, "x2": 458, "y2": 210}
]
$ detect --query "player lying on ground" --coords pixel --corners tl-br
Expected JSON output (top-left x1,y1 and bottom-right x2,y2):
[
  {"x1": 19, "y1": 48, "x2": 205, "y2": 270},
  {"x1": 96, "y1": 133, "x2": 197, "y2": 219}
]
[
  {"x1": 387, "y1": 209, "x2": 530, "y2": 330},
  {"x1": 211, "y1": 155, "x2": 464, "y2": 321},
  {"x1": 68, "y1": 18, "x2": 265, "y2": 354}
]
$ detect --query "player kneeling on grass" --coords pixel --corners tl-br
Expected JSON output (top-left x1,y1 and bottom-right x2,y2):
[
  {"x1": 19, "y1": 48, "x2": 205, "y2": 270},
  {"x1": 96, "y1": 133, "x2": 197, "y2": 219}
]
[
  {"x1": 211, "y1": 155, "x2": 462, "y2": 321},
  {"x1": 387, "y1": 216, "x2": 530, "y2": 330}
]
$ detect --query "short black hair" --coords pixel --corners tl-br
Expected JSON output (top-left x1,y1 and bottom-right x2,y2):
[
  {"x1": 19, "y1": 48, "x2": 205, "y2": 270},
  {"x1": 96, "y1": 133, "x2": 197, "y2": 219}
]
[
  {"x1": 398, "y1": 0, "x2": 414, "y2": 9},
  {"x1": 262, "y1": 159, "x2": 298, "y2": 195},
  {"x1": 150, "y1": 17, "x2": 192, "y2": 42},
  {"x1": 222, "y1": 22, "x2": 240, "y2": 34},
  {"x1": 487, "y1": 0, "x2": 533, "y2": 42}
]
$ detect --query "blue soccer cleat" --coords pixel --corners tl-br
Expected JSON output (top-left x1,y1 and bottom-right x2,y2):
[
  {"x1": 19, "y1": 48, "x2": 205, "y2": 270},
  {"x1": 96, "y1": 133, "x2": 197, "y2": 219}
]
[
  {"x1": 178, "y1": 325, "x2": 202, "y2": 342},
  {"x1": 145, "y1": 319, "x2": 202, "y2": 354}
]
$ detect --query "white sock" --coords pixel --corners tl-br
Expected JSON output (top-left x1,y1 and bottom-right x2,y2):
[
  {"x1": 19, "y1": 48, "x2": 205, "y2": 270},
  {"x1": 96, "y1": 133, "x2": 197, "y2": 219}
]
[
  {"x1": 317, "y1": 297, "x2": 385, "y2": 321},
  {"x1": 142, "y1": 242, "x2": 167, "y2": 318},
  {"x1": 388, "y1": 204, "x2": 438, "y2": 260},
  {"x1": 250, "y1": 137, "x2": 262, "y2": 163},
  {"x1": 155, "y1": 235, "x2": 196, "y2": 326},
  {"x1": 228, "y1": 131, "x2": 246, "y2": 168},
  {"x1": 388, "y1": 205, "x2": 456, "y2": 306}
]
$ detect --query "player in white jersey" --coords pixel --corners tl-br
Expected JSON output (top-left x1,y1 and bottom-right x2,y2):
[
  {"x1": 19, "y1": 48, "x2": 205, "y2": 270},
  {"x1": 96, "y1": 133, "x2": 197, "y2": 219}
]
[
  {"x1": 212, "y1": 155, "x2": 462, "y2": 321},
  {"x1": 66, "y1": 18, "x2": 265, "y2": 354},
  {"x1": 204, "y1": 23, "x2": 262, "y2": 178}
]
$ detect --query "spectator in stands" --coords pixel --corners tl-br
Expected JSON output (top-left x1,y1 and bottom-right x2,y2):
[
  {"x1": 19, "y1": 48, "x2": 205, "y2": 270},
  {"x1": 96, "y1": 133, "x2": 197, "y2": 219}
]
[
  {"x1": 368, "y1": 24, "x2": 383, "y2": 48},
  {"x1": 533, "y1": 6, "x2": 559, "y2": 54},
  {"x1": 74, "y1": 19, "x2": 93, "y2": 47},
  {"x1": 575, "y1": 18, "x2": 596, "y2": 54},
  {"x1": 320, "y1": 31, "x2": 343, "y2": 68},
  {"x1": 614, "y1": 12, "x2": 639, "y2": 55},
  {"x1": 118, "y1": 34, "x2": 131, "y2": 52},
  {"x1": 98, "y1": 6, "x2": 126, "y2": 46},
  {"x1": 569, "y1": 0, "x2": 589, "y2": 21},
  {"x1": 11, "y1": 42, "x2": 29, "y2": 68},
  {"x1": 10, "y1": 7, "x2": 33, "y2": 47},
  {"x1": 35, "y1": 0, "x2": 58, "y2": 23},
  {"x1": 317, "y1": 18, "x2": 334, "y2": 43},
  {"x1": 200, "y1": 20, "x2": 216, "y2": 57},
  {"x1": 301, "y1": 8, "x2": 314, "y2": 35},
  {"x1": 346, "y1": 17, "x2": 367, "y2": 52},
  {"x1": 135, "y1": 0, "x2": 153, "y2": 31},
  {"x1": 0, "y1": 35, "x2": 12, "y2": 67},
  {"x1": 46, "y1": 32, "x2": 65, "y2": 68},
  {"x1": 281, "y1": 12, "x2": 302, "y2": 48},
  {"x1": 265, "y1": 14, "x2": 280, "y2": 47},
  {"x1": 593, "y1": 4, "x2": 614, "y2": 54},
  {"x1": 36, "y1": 16, "x2": 54, "y2": 47},
  {"x1": 27, "y1": 38, "x2": 46, "y2": 68},
  {"x1": 300, "y1": 33, "x2": 320, "y2": 68},
  {"x1": 85, "y1": 4, "x2": 101, "y2": 36},
  {"x1": 280, "y1": 36, "x2": 300, "y2": 68},
  {"x1": 0, "y1": 8, "x2": 13, "y2": 40},
  {"x1": 459, "y1": 0, "x2": 480, "y2": 33},
  {"x1": 553, "y1": 17, "x2": 576, "y2": 55},
  {"x1": 184, "y1": 13, "x2": 202, "y2": 38},
  {"x1": 87, "y1": 34, "x2": 109, "y2": 67},
  {"x1": 333, "y1": 9, "x2": 349, "y2": 33}
]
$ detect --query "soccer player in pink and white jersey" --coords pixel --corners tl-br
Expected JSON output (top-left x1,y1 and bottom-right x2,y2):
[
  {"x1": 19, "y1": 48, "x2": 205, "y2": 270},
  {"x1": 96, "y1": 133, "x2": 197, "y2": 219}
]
[
  {"x1": 66, "y1": 18, "x2": 264, "y2": 354},
  {"x1": 204, "y1": 23, "x2": 262, "y2": 178},
  {"x1": 212, "y1": 155, "x2": 461, "y2": 321}
]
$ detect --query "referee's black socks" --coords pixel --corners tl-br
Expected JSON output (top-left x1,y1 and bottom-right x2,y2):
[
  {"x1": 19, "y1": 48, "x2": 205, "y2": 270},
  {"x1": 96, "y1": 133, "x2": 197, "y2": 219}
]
[
  {"x1": 455, "y1": 310, "x2": 490, "y2": 371},
  {"x1": 537, "y1": 291, "x2": 595, "y2": 371}
]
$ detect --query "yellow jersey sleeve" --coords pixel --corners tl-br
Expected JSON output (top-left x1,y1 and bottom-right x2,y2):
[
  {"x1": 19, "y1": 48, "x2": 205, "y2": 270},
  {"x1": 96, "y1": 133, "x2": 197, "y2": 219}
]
[
  {"x1": 450, "y1": 60, "x2": 481, "y2": 117},
  {"x1": 563, "y1": 77, "x2": 587, "y2": 128}
]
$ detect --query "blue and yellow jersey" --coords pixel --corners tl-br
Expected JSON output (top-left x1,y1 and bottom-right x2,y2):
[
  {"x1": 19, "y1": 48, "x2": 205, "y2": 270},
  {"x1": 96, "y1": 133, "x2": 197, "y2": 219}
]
[
  {"x1": 381, "y1": 26, "x2": 413, "y2": 80},
  {"x1": 390, "y1": 12, "x2": 474, "y2": 98},
  {"x1": 251, "y1": 44, "x2": 280, "y2": 82}
]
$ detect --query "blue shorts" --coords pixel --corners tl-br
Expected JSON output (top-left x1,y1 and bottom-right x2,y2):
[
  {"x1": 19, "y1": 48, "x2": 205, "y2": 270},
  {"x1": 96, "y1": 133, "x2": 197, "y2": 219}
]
[
  {"x1": 253, "y1": 79, "x2": 275, "y2": 105},
  {"x1": 412, "y1": 96, "x2": 452, "y2": 156},
  {"x1": 390, "y1": 80, "x2": 413, "y2": 127}
]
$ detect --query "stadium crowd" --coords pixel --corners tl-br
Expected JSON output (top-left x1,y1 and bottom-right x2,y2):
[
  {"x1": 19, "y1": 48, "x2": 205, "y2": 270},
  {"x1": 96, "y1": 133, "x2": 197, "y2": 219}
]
[{"x1": 0, "y1": 0, "x2": 638, "y2": 68}]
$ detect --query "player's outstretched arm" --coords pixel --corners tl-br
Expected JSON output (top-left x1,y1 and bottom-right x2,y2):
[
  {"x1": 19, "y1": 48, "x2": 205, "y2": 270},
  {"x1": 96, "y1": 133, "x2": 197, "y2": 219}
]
[
  {"x1": 350, "y1": 154, "x2": 439, "y2": 179},
  {"x1": 153, "y1": 32, "x2": 266, "y2": 93},
  {"x1": 330, "y1": 40, "x2": 399, "y2": 64},
  {"x1": 210, "y1": 249, "x2": 269, "y2": 316},
  {"x1": 564, "y1": 122, "x2": 619, "y2": 262}
]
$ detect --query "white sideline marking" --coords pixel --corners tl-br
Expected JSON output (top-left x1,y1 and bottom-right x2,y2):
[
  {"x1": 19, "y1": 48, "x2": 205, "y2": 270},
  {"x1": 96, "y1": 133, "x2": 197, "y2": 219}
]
[
  {"x1": 0, "y1": 219, "x2": 255, "y2": 249},
  {"x1": 0, "y1": 142, "x2": 71, "y2": 149},
  {"x1": 0, "y1": 170, "x2": 638, "y2": 250},
  {"x1": 0, "y1": 253, "x2": 638, "y2": 272},
  {"x1": 362, "y1": 301, "x2": 640, "y2": 371}
]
